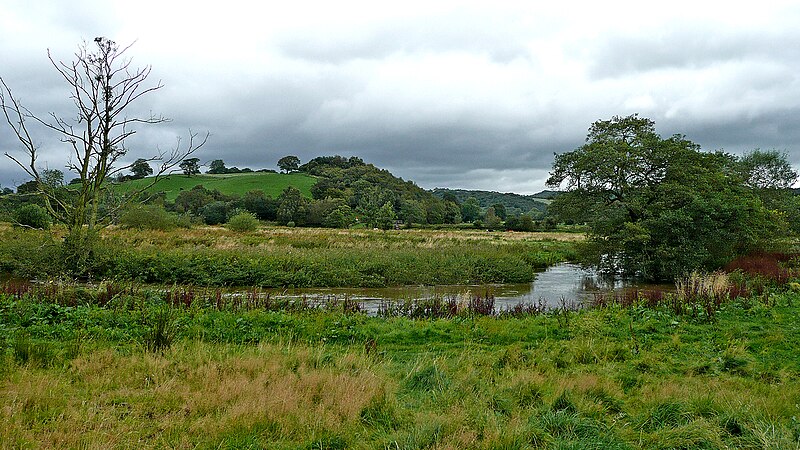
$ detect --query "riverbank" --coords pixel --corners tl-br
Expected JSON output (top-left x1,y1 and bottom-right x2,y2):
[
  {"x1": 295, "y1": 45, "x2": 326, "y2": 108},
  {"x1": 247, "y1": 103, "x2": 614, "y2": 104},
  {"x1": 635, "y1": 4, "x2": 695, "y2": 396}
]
[
  {"x1": 1, "y1": 290, "x2": 799, "y2": 448},
  {"x1": 0, "y1": 225, "x2": 578, "y2": 287}
]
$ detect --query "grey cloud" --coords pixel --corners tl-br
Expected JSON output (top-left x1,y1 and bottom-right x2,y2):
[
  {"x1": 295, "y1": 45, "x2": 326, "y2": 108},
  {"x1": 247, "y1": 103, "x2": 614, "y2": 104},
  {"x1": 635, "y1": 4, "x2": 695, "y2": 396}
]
[
  {"x1": 278, "y1": 13, "x2": 533, "y2": 65},
  {"x1": 587, "y1": 29, "x2": 800, "y2": 79},
  {"x1": 4, "y1": 3, "x2": 800, "y2": 193},
  {"x1": 666, "y1": 106, "x2": 800, "y2": 159}
]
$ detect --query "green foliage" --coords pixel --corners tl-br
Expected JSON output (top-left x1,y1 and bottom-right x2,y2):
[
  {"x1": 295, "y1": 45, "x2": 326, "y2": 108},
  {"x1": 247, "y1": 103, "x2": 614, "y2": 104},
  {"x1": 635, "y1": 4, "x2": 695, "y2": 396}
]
[
  {"x1": 116, "y1": 172, "x2": 316, "y2": 202},
  {"x1": 305, "y1": 155, "x2": 457, "y2": 226},
  {"x1": 277, "y1": 155, "x2": 301, "y2": 173},
  {"x1": 200, "y1": 201, "x2": 228, "y2": 225},
  {"x1": 129, "y1": 158, "x2": 153, "y2": 179},
  {"x1": 0, "y1": 226, "x2": 572, "y2": 287},
  {"x1": 485, "y1": 207, "x2": 502, "y2": 230},
  {"x1": 322, "y1": 204, "x2": 356, "y2": 228},
  {"x1": 505, "y1": 214, "x2": 536, "y2": 231},
  {"x1": 548, "y1": 115, "x2": 781, "y2": 281},
  {"x1": 276, "y1": 186, "x2": 309, "y2": 225},
  {"x1": 374, "y1": 201, "x2": 397, "y2": 230},
  {"x1": 142, "y1": 304, "x2": 176, "y2": 353},
  {"x1": 461, "y1": 197, "x2": 482, "y2": 222},
  {"x1": 738, "y1": 149, "x2": 798, "y2": 190},
  {"x1": 207, "y1": 158, "x2": 227, "y2": 174},
  {"x1": 1, "y1": 290, "x2": 800, "y2": 448},
  {"x1": 179, "y1": 157, "x2": 201, "y2": 176},
  {"x1": 239, "y1": 189, "x2": 277, "y2": 220},
  {"x1": 433, "y1": 188, "x2": 548, "y2": 217},
  {"x1": 226, "y1": 212, "x2": 259, "y2": 232},
  {"x1": 13, "y1": 204, "x2": 51, "y2": 229},
  {"x1": 119, "y1": 204, "x2": 181, "y2": 230}
]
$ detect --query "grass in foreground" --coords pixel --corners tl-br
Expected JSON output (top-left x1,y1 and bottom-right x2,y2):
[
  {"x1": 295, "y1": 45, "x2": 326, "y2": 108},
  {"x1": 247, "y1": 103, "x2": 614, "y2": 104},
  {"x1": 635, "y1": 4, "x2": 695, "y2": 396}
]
[{"x1": 1, "y1": 290, "x2": 799, "y2": 449}]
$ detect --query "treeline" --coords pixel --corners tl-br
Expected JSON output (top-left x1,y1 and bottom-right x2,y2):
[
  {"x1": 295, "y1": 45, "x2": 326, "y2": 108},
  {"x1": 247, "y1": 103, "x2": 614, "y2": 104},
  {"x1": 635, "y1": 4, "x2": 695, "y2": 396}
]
[
  {"x1": 431, "y1": 188, "x2": 547, "y2": 218},
  {"x1": 0, "y1": 155, "x2": 556, "y2": 231}
]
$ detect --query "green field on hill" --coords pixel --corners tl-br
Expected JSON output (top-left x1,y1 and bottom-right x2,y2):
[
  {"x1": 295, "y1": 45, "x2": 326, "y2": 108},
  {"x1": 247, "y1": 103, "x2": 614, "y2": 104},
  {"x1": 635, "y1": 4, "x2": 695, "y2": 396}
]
[{"x1": 116, "y1": 172, "x2": 316, "y2": 201}]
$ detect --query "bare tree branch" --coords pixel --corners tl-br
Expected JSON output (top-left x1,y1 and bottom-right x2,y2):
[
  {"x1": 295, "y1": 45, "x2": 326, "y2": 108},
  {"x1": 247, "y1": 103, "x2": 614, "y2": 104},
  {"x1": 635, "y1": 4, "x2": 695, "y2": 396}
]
[{"x1": 2, "y1": 38, "x2": 208, "y2": 242}]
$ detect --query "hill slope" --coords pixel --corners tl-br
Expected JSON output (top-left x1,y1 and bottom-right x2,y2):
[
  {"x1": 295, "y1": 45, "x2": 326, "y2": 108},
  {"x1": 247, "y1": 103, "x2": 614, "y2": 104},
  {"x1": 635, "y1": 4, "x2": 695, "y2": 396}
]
[
  {"x1": 431, "y1": 188, "x2": 548, "y2": 217},
  {"x1": 116, "y1": 172, "x2": 316, "y2": 201}
]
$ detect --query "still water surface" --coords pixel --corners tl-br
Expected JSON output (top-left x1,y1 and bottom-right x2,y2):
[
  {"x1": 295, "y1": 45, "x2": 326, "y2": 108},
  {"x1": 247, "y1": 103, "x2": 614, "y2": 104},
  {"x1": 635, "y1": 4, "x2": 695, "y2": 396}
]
[
  {"x1": 272, "y1": 263, "x2": 665, "y2": 314},
  {"x1": 1, "y1": 263, "x2": 669, "y2": 314}
]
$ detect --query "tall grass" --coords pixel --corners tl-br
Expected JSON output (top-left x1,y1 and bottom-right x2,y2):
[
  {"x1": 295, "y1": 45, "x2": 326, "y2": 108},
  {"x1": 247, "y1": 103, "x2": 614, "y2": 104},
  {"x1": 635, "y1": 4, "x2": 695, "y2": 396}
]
[
  {"x1": 2, "y1": 292, "x2": 799, "y2": 448},
  {"x1": 0, "y1": 225, "x2": 576, "y2": 287}
]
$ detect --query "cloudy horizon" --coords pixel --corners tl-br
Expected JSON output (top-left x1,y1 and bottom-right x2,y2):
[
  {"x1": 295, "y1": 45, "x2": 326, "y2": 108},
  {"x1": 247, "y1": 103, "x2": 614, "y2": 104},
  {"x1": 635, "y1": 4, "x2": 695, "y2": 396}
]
[{"x1": 2, "y1": 1, "x2": 799, "y2": 194}]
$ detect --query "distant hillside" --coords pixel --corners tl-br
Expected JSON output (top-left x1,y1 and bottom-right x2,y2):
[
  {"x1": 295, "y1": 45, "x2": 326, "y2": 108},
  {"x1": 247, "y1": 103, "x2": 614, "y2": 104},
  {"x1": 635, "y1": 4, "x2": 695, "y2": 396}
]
[
  {"x1": 115, "y1": 172, "x2": 316, "y2": 201},
  {"x1": 302, "y1": 155, "x2": 462, "y2": 224},
  {"x1": 532, "y1": 190, "x2": 561, "y2": 199},
  {"x1": 431, "y1": 188, "x2": 548, "y2": 217}
]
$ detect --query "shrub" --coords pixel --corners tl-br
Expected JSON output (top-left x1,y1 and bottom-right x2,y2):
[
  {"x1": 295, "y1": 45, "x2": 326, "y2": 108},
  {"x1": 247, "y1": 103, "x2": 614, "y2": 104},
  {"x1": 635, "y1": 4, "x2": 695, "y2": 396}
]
[
  {"x1": 119, "y1": 204, "x2": 179, "y2": 230},
  {"x1": 226, "y1": 212, "x2": 259, "y2": 232},
  {"x1": 201, "y1": 201, "x2": 228, "y2": 225},
  {"x1": 14, "y1": 204, "x2": 51, "y2": 229}
]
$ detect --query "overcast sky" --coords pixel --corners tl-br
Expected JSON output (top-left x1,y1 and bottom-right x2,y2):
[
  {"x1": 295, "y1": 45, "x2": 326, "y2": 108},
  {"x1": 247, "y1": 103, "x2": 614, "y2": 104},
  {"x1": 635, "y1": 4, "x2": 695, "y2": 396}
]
[{"x1": 2, "y1": 1, "x2": 799, "y2": 194}]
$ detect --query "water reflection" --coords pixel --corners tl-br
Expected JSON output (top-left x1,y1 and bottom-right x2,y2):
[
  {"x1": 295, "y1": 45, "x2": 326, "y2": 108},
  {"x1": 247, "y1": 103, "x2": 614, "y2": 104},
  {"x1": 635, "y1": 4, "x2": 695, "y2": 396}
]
[
  {"x1": 273, "y1": 263, "x2": 662, "y2": 314},
  {"x1": 1, "y1": 263, "x2": 669, "y2": 314}
]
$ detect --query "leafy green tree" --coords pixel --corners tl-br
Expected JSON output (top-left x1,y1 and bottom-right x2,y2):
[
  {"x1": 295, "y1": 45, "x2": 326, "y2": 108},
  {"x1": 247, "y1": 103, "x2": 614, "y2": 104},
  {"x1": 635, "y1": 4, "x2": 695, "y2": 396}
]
[
  {"x1": 442, "y1": 192, "x2": 459, "y2": 205},
  {"x1": 119, "y1": 204, "x2": 177, "y2": 230},
  {"x1": 506, "y1": 214, "x2": 535, "y2": 232},
  {"x1": 207, "y1": 159, "x2": 227, "y2": 174},
  {"x1": 484, "y1": 207, "x2": 502, "y2": 230},
  {"x1": 738, "y1": 149, "x2": 797, "y2": 190},
  {"x1": 490, "y1": 203, "x2": 507, "y2": 220},
  {"x1": 400, "y1": 198, "x2": 427, "y2": 226},
  {"x1": 443, "y1": 201, "x2": 462, "y2": 224},
  {"x1": 460, "y1": 197, "x2": 482, "y2": 222},
  {"x1": 374, "y1": 201, "x2": 397, "y2": 230},
  {"x1": 276, "y1": 186, "x2": 308, "y2": 225},
  {"x1": 323, "y1": 204, "x2": 356, "y2": 228},
  {"x1": 200, "y1": 201, "x2": 228, "y2": 225},
  {"x1": 226, "y1": 211, "x2": 259, "y2": 232},
  {"x1": 16, "y1": 180, "x2": 38, "y2": 195},
  {"x1": 240, "y1": 190, "x2": 276, "y2": 220},
  {"x1": 738, "y1": 149, "x2": 799, "y2": 231},
  {"x1": 425, "y1": 200, "x2": 446, "y2": 224},
  {"x1": 173, "y1": 185, "x2": 214, "y2": 215},
  {"x1": 307, "y1": 197, "x2": 346, "y2": 226},
  {"x1": 180, "y1": 158, "x2": 201, "y2": 176},
  {"x1": 277, "y1": 155, "x2": 301, "y2": 173},
  {"x1": 547, "y1": 114, "x2": 778, "y2": 281},
  {"x1": 130, "y1": 159, "x2": 153, "y2": 179}
]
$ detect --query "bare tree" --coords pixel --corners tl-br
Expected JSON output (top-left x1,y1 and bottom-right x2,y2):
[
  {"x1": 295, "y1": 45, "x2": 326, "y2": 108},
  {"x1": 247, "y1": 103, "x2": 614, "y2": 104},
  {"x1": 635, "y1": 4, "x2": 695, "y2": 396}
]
[{"x1": 1, "y1": 37, "x2": 207, "y2": 269}]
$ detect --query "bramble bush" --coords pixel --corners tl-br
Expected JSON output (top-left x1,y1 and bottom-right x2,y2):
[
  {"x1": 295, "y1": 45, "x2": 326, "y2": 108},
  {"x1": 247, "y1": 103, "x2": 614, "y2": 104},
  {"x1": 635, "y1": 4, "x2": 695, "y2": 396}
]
[{"x1": 14, "y1": 204, "x2": 51, "y2": 230}]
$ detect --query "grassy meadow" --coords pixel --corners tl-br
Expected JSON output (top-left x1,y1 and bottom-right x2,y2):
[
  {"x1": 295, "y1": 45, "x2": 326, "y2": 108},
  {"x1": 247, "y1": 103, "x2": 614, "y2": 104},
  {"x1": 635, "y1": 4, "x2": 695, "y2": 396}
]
[
  {"x1": 0, "y1": 224, "x2": 577, "y2": 287},
  {"x1": 115, "y1": 172, "x2": 317, "y2": 201},
  {"x1": 1, "y1": 286, "x2": 799, "y2": 448},
  {"x1": 2, "y1": 223, "x2": 800, "y2": 448}
]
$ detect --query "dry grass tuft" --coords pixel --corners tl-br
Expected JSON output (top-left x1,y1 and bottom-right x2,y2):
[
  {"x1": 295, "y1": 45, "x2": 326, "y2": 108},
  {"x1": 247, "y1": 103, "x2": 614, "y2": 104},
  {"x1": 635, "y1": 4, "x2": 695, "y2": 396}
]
[{"x1": 0, "y1": 342, "x2": 387, "y2": 448}]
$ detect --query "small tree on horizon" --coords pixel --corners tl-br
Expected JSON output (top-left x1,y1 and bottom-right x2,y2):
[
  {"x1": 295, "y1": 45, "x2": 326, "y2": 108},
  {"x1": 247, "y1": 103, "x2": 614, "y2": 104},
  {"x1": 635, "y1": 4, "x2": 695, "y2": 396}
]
[
  {"x1": 180, "y1": 158, "x2": 201, "y2": 176},
  {"x1": 208, "y1": 159, "x2": 227, "y2": 174},
  {"x1": 130, "y1": 158, "x2": 154, "y2": 179},
  {"x1": 277, "y1": 155, "x2": 301, "y2": 173}
]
